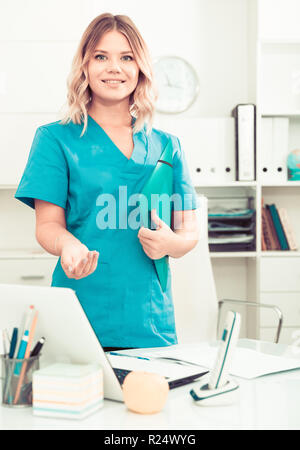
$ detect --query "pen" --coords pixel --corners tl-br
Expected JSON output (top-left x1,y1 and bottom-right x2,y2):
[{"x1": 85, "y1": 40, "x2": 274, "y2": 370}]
[
  {"x1": 109, "y1": 352, "x2": 150, "y2": 361},
  {"x1": 14, "y1": 305, "x2": 35, "y2": 375},
  {"x1": 15, "y1": 305, "x2": 34, "y2": 357},
  {"x1": 24, "y1": 337, "x2": 46, "y2": 375},
  {"x1": 14, "y1": 310, "x2": 38, "y2": 405},
  {"x1": 3, "y1": 328, "x2": 18, "y2": 403},
  {"x1": 23, "y1": 305, "x2": 35, "y2": 332},
  {"x1": 30, "y1": 337, "x2": 45, "y2": 357},
  {"x1": 14, "y1": 331, "x2": 29, "y2": 375},
  {"x1": 9, "y1": 328, "x2": 18, "y2": 359},
  {"x1": 2, "y1": 329, "x2": 8, "y2": 357}
]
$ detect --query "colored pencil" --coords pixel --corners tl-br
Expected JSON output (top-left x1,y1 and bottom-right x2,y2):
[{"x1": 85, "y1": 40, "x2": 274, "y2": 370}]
[{"x1": 13, "y1": 310, "x2": 38, "y2": 405}]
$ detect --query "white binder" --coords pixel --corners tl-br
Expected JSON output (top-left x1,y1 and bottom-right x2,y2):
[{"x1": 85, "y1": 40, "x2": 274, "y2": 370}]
[
  {"x1": 260, "y1": 117, "x2": 289, "y2": 183},
  {"x1": 260, "y1": 118, "x2": 273, "y2": 182},
  {"x1": 232, "y1": 104, "x2": 256, "y2": 181},
  {"x1": 189, "y1": 118, "x2": 235, "y2": 184},
  {"x1": 272, "y1": 118, "x2": 289, "y2": 182},
  {"x1": 152, "y1": 117, "x2": 236, "y2": 184}
]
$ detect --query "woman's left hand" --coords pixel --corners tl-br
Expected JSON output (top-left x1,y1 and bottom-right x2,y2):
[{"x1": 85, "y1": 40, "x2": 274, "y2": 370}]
[{"x1": 138, "y1": 209, "x2": 176, "y2": 260}]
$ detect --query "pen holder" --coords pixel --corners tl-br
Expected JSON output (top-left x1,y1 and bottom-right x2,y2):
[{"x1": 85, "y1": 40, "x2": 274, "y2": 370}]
[{"x1": 1, "y1": 354, "x2": 40, "y2": 407}]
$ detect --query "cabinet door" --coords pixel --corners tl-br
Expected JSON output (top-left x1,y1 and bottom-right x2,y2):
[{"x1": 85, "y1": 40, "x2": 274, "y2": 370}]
[
  {"x1": 261, "y1": 257, "x2": 300, "y2": 292},
  {"x1": 0, "y1": 114, "x2": 55, "y2": 185},
  {"x1": 0, "y1": 258, "x2": 58, "y2": 286}
]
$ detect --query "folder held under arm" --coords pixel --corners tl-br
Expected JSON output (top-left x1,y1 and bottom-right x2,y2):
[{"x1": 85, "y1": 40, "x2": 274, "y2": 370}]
[{"x1": 139, "y1": 140, "x2": 173, "y2": 292}]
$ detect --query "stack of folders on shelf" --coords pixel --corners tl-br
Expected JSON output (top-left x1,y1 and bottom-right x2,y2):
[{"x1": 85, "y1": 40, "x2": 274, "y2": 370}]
[
  {"x1": 208, "y1": 206, "x2": 256, "y2": 252},
  {"x1": 261, "y1": 202, "x2": 298, "y2": 251},
  {"x1": 32, "y1": 363, "x2": 103, "y2": 420}
]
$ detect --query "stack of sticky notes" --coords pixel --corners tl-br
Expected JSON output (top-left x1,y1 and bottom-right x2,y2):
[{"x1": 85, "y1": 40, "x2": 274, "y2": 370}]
[{"x1": 32, "y1": 363, "x2": 103, "y2": 419}]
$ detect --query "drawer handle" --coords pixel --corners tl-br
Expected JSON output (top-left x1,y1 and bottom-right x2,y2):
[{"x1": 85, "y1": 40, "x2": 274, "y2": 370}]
[{"x1": 20, "y1": 275, "x2": 45, "y2": 280}]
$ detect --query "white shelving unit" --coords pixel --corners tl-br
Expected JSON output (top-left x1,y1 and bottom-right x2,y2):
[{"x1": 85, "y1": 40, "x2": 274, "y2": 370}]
[
  {"x1": 154, "y1": 0, "x2": 300, "y2": 343},
  {"x1": 256, "y1": 3, "x2": 300, "y2": 343},
  {"x1": 211, "y1": 0, "x2": 300, "y2": 344}
]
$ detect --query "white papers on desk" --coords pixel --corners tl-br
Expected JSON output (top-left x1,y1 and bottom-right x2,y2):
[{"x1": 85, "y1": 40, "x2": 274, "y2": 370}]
[
  {"x1": 230, "y1": 348, "x2": 300, "y2": 378},
  {"x1": 118, "y1": 344, "x2": 300, "y2": 379}
]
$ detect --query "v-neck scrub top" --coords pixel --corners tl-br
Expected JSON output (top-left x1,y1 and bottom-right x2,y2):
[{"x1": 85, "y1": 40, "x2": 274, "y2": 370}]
[{"x1": 15, "y1": 115, "x2": 198, "y2": 348}]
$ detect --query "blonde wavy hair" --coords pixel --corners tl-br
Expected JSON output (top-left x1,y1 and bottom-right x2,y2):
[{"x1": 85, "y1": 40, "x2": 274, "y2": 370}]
[{"x1": 60, "y1": 13, "x2": 158, "y2": 137}]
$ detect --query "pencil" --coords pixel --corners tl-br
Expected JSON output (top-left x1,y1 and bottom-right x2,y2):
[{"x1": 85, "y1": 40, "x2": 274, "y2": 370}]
[{"x1": 13, "y1": 310, "x2": 38, "y2": 405}]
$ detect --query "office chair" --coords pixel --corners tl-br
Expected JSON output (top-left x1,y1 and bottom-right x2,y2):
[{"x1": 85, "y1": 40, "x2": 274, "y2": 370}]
[{"x1": 170, "y1": 196, "x2": 283, "y2": 344}]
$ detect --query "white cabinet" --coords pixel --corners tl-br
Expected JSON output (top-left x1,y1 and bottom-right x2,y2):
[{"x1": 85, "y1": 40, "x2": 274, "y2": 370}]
[
  {"x1": 0, "y1": 114, "x2": 56, "y2": 186},
  {"x1": 260, "y1": 257, "x2": 300, "y2": 292},
  {"x1": 0, "y1": 258, "x2": 58, "y2": 286},
  {"x1": 260, "y1": 257, "x2": 300, "y2": 343}
]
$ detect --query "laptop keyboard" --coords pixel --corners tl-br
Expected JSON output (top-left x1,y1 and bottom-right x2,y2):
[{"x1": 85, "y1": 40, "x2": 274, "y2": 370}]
[
  {"x1": 112, "y1": 368, "x2": 208, "y2": 390},
  {"x1": 113, "y1": 368, "x2": 131, "y2": 385}
]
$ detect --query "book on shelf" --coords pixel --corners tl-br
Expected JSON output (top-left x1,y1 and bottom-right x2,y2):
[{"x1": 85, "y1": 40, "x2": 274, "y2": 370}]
[
  {"x1": 261, "y1": 198, "x2": 267, "y2": 251},
  {"x1": 261, "y1": 227, "x2": 267, "y2": 251},
  {"x1": 266, "y1": 204, "x2": 289, "y2": 250},
  {"x1": 277, "y1": 207, "x2": 298, "y2": 251},
  {"x1": 261, "y1": 201, "x2": 298, "y2": 251},
  {"x1": 262, "y1": 206, "x2": 281, "y2": 250}
]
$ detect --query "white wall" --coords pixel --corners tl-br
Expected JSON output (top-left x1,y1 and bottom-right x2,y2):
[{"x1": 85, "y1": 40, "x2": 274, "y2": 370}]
[
  {"x1": 0, "y1": 0, "x2": 251, "y2": 118},
  {"x1": 258, "y1": 0, "x2": 300, "y2": 41},
  {"x1": 97, "y1": 0, "x2": 251, "y2": 117}
]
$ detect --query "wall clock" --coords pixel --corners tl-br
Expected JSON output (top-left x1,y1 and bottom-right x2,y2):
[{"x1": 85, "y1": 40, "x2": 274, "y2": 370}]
[{"x1": 153, "y1": 56, "x2": 199, "y2": 114}]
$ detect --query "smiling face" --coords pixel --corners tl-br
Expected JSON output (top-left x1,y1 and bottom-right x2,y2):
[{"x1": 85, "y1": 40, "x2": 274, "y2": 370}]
[{"x1": 87, "y1": 30, "x2": 140, "y2": 106}]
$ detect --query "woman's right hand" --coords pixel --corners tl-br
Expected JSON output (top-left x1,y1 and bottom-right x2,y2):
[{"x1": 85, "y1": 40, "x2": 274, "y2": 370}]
[{"x1": 60, "y1": 241, "x2": 99, "y2": 280}]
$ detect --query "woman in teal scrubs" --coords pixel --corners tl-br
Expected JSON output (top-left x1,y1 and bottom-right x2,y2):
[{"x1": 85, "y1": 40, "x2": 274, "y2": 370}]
[{"x1": 15, "y1": 13, "x2": 199, "y2": 351}]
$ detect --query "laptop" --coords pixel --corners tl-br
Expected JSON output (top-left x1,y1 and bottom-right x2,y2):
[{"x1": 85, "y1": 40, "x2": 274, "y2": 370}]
[{"x1": 0, "y1": 284, "x2": 207, "y2": 402}]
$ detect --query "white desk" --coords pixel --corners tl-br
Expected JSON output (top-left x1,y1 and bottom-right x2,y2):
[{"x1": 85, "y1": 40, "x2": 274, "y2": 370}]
[{"x1": 1, "y1": 339, "x2": 300, "y2": 430}]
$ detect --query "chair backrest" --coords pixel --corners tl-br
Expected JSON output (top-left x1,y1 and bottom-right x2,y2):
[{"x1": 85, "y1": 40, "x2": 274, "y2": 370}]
[{"x1": 170, "y1": 196, "x2": 218, "y2": 344}]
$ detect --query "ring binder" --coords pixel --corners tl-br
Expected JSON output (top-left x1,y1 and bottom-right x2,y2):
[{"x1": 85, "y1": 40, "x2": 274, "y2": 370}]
[{"x1": 232, "y1": 104, "x2": 256, "y2": 181}]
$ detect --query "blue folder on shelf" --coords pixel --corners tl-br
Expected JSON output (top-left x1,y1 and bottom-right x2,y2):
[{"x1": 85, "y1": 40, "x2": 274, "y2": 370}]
[
  {"x1": 139, "y1": 140, "x2": 173, "y2": 292},
  {"x1": 266, "y1": 204, "x2": 289, "y2": 250}
]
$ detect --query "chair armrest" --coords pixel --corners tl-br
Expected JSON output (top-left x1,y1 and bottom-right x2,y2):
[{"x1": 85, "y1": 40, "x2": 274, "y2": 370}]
[{"x1": 218, "y1": 299, "x2": 283, "y2": 344}]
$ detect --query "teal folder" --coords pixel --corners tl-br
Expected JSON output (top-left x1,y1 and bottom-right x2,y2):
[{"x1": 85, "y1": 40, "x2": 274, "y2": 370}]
[
  {"x1": 139, "y1": 140, "x2": 173, "y2": 291},
  {"x1": 267, "y1": 204, "x2": 289, "y2": 250}
]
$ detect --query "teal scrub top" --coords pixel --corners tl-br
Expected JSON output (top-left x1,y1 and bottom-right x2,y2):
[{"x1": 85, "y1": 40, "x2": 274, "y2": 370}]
[{"x1": 15, "y1": 115, "x2": 198, "y2": 348}]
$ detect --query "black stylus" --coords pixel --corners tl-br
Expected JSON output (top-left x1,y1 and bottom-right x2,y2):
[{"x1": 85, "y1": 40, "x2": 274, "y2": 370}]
[
  {"x1": 30, "y1": 337, "x2": 46, "y2": 357},
  {"x1": 169, "y1": 371, "x2": 209, "y2": 390}
]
